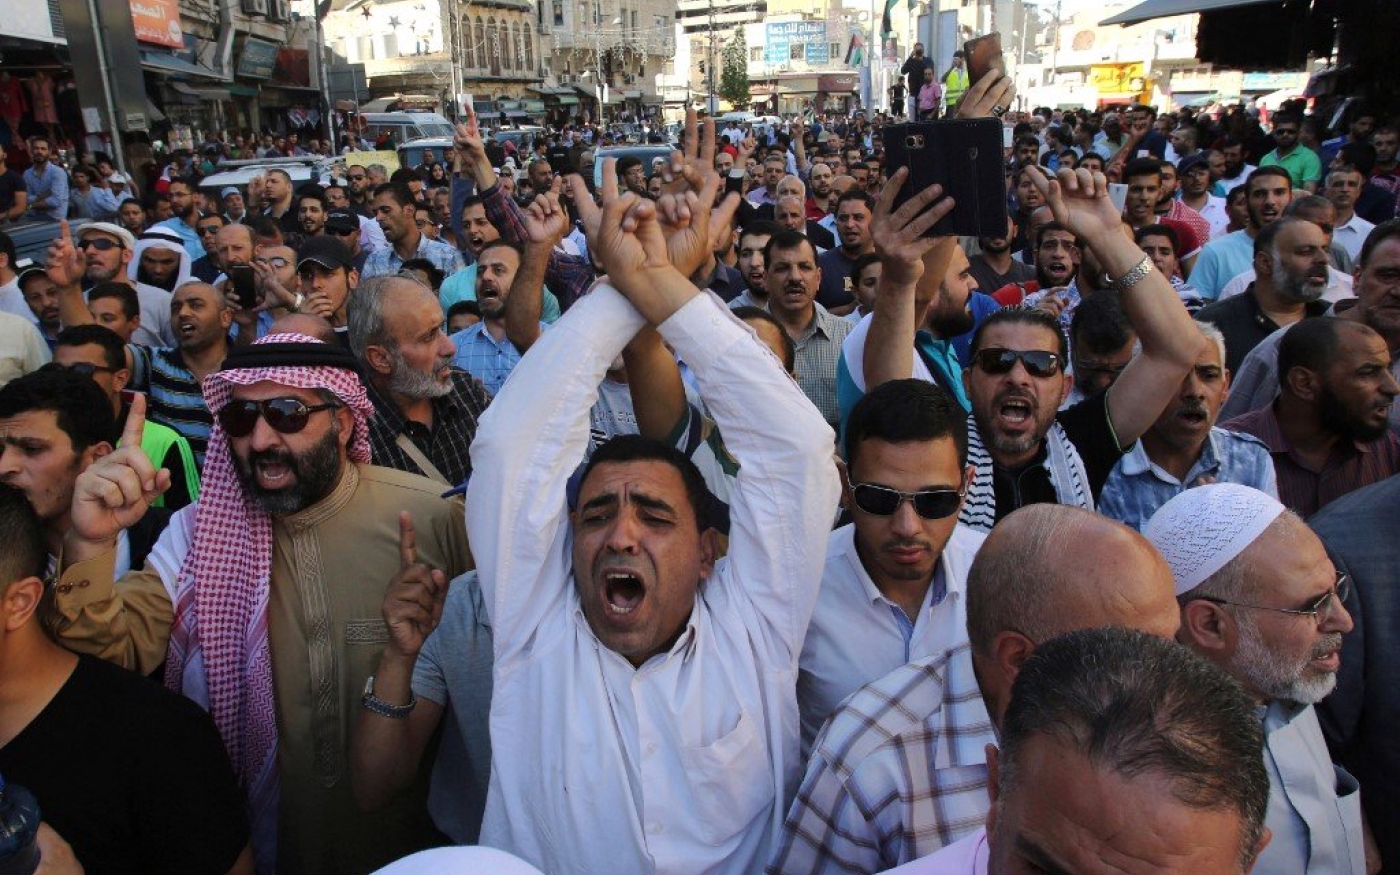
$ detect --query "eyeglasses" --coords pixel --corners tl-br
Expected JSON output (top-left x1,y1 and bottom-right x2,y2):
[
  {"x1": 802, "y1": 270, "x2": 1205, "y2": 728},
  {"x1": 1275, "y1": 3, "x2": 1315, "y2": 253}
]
[
  {"x1": 41, "y1": 361, "x2": 115, "y2": 377},
  {"x1": 973, "y1": 348, "x2": 1063, "y2": 378},
  {"x1": 1194, "y1": 572, "x2": 1350, "y2": 626},
  {"x1": 77, "y1": 238, "x2": 123, "y2": 252},
  {"x1": 347, "y1": 174, "x2": 366, "y2": 181},
  {"x1": 218, "y1": 397, "x2": 341, "y2": 437},
  {"x1": 850, "y1": 482, "x2": 966, "y2": 520},
  {"x1": 198, "y1": 225, "x2": 222, "y2": 235},
  {"x1": 254, "y1": 256, "x2": 291, "y2": 269}
]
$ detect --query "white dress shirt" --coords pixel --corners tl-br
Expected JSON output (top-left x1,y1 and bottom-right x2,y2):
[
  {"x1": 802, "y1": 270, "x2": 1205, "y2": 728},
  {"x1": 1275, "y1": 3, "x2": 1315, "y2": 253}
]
[
  {"x1": 467, "y1": 286, "x2": 840, "y2": 875},
  {"x1": 1217, "y1": 266, "x2": 1354, "y2": 304},
  {"x1": 1332, "y1": 213, "x2": 1375, "y2": 263},
  {"x1": 799, "y1": 523, "x2": 985, "y2": 752},
  {"x1": 1184, "y1": 194, "x2": 1231, "y2": 240}
]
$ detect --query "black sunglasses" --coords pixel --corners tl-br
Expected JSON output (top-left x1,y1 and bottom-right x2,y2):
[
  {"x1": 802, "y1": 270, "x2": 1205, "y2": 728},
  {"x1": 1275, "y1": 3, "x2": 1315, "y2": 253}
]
[
  {"x1": 218, "y1": 398, "x2": 341, "y2": 437},
  {"x1": 973, "y1": 348, "x2": 1062, "y2": 378},
  {"x1": 41, "y1": 361, "x2": 116, "y2": 377},
  {"x1": 347, "y1": 174, "x2": 366, "y2": 181},
  {"x1": 77, "y1": 238, "x2": 123, "y2": 252},
  {"x1": 198, "y1": 224, "x2": 223, "y2": 235},
  {"x1": 850, "y1": 482, "x2": 965, "y2": 520},
  {"x1": 331, "y1": 227, "x2": 358, "y2": 236}
]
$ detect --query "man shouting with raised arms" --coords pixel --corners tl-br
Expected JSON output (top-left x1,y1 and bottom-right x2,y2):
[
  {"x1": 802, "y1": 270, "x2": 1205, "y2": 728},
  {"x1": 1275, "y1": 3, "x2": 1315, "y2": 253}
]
[{"x1": 465, "y1": 115, "x2": 841, "y2": 875}]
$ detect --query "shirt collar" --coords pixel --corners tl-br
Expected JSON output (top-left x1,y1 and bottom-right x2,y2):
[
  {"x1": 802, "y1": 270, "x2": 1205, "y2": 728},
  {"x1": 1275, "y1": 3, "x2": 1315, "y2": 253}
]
[
  {"x1": 841, "y1": 523, "x2": 966, "y2": 610},
  {"x1": 1120, "y1": 428, "x2": 1223, "y2": 482}
]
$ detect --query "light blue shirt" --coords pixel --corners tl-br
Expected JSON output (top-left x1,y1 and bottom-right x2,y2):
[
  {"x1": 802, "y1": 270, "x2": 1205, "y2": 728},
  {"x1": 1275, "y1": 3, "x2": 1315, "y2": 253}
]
[
  {"x1": 1191, "y1": 229, "x2": 1255, "y2": 301},
  {"x1": 23, "y1": 162, "x2": 68, "y2": 221},
  {"x1": 1255, "y1": 700, "x2": 1366, "y2": 875},
  {"x1": 1097, "y1": 426, "x2": 1277, "y2": 531},
  {"x1": 154, "y1": 217, "x2": 207, "y2": 260},
  {"x1": 439, "y1": 263, "x2": 562, "y2": 323},
  {"x1": 448, "y1": 321, "x2": 542, "y2": 396},
  {"x1": 362, "y1": 233, "x2": 465, "y2": 279}
]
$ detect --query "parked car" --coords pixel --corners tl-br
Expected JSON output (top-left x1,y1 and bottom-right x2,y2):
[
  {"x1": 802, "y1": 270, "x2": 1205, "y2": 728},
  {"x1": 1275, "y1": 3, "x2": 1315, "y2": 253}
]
[
  {"x1": 359, "y1": 112, "x2": 455, "y2": 147},
  {"x1": 398, "y1": 137, "x2": 456, "y2": 171},
  {"x1": 592, "y1": 145, "x2": 677, "y2": 188},
  {"x1": 2, "y1": 217, "x2": 89, "y2": 266},
  {"x1": 196, "y1": 157, "x2": 341, "y2": 201}
]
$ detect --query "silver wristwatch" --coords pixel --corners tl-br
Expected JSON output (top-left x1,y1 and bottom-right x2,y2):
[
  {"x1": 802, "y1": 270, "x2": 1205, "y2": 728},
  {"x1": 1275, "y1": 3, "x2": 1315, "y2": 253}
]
[
  {"x1": 1110, "y1": 254, "x2": 1154, "y2": 293},
  {"x1": 361, "y1": 674, "x2": 416, "y2": 719}
]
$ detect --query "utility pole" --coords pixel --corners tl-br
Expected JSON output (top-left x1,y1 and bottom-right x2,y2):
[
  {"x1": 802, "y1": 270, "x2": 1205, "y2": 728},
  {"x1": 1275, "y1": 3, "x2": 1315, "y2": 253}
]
[{"x1": 706, "y1": 0, "x2": 716, "y2": 114}]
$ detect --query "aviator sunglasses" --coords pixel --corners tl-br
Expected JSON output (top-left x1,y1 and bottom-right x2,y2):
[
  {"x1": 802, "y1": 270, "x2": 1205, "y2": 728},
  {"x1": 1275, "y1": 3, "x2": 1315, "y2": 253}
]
[{"x1": 218, "y1": 397, "x2": 341, "y2": 437}]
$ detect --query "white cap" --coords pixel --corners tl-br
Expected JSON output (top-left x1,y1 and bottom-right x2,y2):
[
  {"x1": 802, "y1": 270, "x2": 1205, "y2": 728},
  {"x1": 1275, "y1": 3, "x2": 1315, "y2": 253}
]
[
  {"x1": 1142, "y1": 484, "x2": 1286, "y2": 596},
  {"x1": 107, "y1": 171, "x2": 128, "y2": 185}
]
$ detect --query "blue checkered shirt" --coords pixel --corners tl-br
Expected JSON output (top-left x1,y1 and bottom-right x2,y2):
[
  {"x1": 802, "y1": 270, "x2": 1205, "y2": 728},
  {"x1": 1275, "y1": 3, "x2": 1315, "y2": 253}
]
[
  {"x1": 1097, "y1": 426, "x2": 1277, "y2": 531},
  {"x1": 361, "y1": 233, "x2": 465, "y2": 279},
  {"x1": 449, "y1": 322, "x2": 545, "y2": 397},
  {"x1": 767, "y1": 643, "x2": 995, "y2": 875}
]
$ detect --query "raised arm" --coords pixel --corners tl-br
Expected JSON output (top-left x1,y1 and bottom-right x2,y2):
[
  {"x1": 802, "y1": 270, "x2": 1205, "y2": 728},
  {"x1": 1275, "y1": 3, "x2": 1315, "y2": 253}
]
[
  {"x1": 502, "y1": 185, "x2": 573, "y2": 353},
  {"x1": 861, "y1": 168, "x2": 956, "y2": 390},
  {"x1": 466, "y1": 279, "x2": 645, "y2": 668},
  {"x1": 1025, "y1": 165, "x2": 1205, "y2": 444},
  {"x1": 45, "y1": 221, "x2": 98, "y2": 329}
]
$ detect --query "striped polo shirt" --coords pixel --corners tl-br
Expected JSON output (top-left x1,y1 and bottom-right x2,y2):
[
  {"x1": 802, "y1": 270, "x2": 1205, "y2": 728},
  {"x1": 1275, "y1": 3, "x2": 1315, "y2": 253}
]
[{"x1": 128, "y1": 344, "x2": 213, "y2": 468}]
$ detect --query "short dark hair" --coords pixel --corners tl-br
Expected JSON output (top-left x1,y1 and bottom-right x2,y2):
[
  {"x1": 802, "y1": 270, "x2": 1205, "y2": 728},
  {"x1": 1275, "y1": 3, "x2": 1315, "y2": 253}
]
[
  {"x1": 1272, "y1": 110, "x2": 1302, "y2": 128},
  {"x1": 1246, "y1": 165, "x2": 1293, "y2": 194},
  {"x1": 616, "y1": 155, "x2": 643, "y2": 175},
  {"x1": 55, "y1": 324, "x2": 127, "y2": 371},
  {"x1": 731, "y1": 305, "x2": 796, "y2": 374},
  {"x1": 297, "y1": 185, "x2": 328, "y2": 209},
  {"x1": 0, "y1": 230, "x2": 15, "y2": 268},
  {"x1": 845, "y1": 379, "x2": 968, "y2": 468},
  {"x1": 446, "y1": 299, "x2": 480, "y2": 320},
  {"x1": 1226, "y1": 184, "x2": 1248, "y2": 207},
  {"x1": 389, "y1": 167, "x2": 422, "y2": 186},
  {"x1": 738, "y1": 220, "x2": 782, "y2": 250},
  {"x1": 762, "y1": 227, "x2": 818, "y2": 267},
  {"x1": 577, "y1": 434, "x2": 713, "y2": 531},
  {"x1": 373, "y1": 182, "x2": 417, "y2": 209},
  {"x1": 477, "y1": 239, "x2": 524, "y2": 264},
  {"x1": 1123, "y1": 157, "x2": 1163, "y2": 182},
  {"x1": 249, "y1": 217, "x2": 283, "y2": 244},
  {"x1": 835, "y1": 190, "x2": 876, "y2": 214},
  {"x1": 1358, "y1": 219, "x2": 1400, "y2": 268},
  {"x1": 1336, "y1": 142, "x2": 1377, "y2": 176},
  {"x1": 1000, "y1": 627, "x2": 1270, "y2": 871},
  {"x1": 86, "y1": 280, "x2": 142, "y2": 320},
  {"x1": 969, "y1": 307, "x2": 1069, "y2": 363},
  {"x1": 265, "y1": 168, "x2": 293, "y2": 185},
  {"x1": 399, "y1": 257, "x2": 444, "y2": 291},
  {"x1": 0, "y1": 368, "x2": 117, "y2": 451},
  {"x1": 0, "y1": 484, "x2": 45, "y2": 587},
  {"x1": 460, "y1": 194, "x2": 486, "y2": 215},
  {"x1": 1070, "y1": 289, "x2": 1134, "y2": 357},
  {"x1": 1277, "y1": 316, "x2": 1365, "y2": 389},
  {"x1": 1135, "y1": 223, "x2": 1180, "y2": 255},
  {"x1": 849, "y1": 252, "x2": 881, "y2": 288}
]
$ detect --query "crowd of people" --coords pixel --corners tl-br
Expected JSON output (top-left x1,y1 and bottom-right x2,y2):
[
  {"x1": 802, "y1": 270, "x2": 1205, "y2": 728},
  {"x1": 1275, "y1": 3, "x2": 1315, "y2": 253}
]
[{"x1": 0, "y1": 68, "x2": 1397, "y2": 875}]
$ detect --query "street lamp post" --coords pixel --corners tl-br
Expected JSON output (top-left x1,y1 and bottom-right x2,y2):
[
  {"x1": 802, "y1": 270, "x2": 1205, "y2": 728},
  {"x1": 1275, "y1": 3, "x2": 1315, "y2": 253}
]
[{"x1": 706, "y1": 0, "x2": 716, "y2": 114}]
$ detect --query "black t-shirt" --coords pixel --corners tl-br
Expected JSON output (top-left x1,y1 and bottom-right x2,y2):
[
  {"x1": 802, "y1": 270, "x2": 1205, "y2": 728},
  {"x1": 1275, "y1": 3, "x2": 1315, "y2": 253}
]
[
  {"x1": 0, "y1": 169, "x2": 23, "y2": 213},
  {"x1": 0, "y1": 656, "x2": 248, "y2": 875},
  {"x1": 991, "y1": 389, "x2": 1126, "y2": 522}
]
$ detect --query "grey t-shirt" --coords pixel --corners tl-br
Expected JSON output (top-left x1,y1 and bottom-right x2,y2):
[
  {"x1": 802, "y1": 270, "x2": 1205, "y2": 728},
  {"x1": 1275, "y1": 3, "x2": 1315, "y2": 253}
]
[{"x1": 411, "y1": 571, "x2": 494, "y2": 843}]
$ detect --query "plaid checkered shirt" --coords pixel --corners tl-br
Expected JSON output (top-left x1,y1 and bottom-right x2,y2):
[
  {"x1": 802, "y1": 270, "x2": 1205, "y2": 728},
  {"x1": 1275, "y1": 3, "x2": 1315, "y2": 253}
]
[{"x1": 767, "y1": 643, "x2": 995, "y2": 875}]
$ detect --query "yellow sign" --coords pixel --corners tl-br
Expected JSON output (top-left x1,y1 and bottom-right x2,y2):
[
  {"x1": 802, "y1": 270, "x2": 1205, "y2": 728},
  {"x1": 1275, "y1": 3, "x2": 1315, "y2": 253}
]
[
  {"x1": 1090, "y1": 63, "x2": 1148, "y2": 97},
  {"x1": 342, "y1": 150, "x2": 402, "y2": 173}
]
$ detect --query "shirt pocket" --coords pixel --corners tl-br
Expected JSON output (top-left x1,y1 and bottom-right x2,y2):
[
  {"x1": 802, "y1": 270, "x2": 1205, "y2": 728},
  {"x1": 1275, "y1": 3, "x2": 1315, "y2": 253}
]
[
  {"x1": 1335, "y1": 766, "x2": 1366, "y2": 873},
  {"x1": 676, "y1": 709, "x2": 774, "y2": 845}
]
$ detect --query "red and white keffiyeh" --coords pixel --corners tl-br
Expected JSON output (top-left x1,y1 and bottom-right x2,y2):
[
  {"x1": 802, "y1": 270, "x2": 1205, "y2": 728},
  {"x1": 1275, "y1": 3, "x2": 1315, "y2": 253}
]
[{"x1": 164, "y1": 333, "x2": 372, "y2": 874}]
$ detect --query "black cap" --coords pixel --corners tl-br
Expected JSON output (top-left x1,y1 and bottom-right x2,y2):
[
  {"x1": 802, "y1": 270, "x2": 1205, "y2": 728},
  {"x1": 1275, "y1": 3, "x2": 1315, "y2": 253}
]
[
  {"x1": 297, "y1": 236, "x2": 353, "y2": 271},
  {"x1": 325, "y1": 210, "x2": 359, "y2": 234},
  {"x1": 1178, "y1": 153, "x2": 1208, "y2": 175}
]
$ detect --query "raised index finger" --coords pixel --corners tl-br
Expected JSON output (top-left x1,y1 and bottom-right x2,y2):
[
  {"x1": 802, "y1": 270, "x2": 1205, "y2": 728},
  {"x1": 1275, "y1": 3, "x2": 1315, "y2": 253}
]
[
  {"x1": 58, "y1": 219, "x2": 71, "y2": 246},
  {"x1": 122, "y1": 392, "x2": 148, "y2": 448},
  {"x1": 398, "y1": 510, "x2": 418, "y2": 568}
]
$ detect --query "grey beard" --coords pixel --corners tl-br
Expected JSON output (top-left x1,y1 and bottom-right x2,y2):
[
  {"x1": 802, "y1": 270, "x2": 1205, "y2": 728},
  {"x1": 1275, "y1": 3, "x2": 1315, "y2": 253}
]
[{"x1": 388, "y1": 350, "x2": 454, "y2": 400}]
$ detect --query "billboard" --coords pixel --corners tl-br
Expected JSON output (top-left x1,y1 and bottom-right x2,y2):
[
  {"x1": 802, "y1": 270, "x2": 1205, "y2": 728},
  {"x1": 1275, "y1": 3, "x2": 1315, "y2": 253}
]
[
  {"x1": 129, "y1": 0, "x2": 182, "y2": 48},
  {"x1": 764, "y1": 21, "x2": 829, "y2": 66}
]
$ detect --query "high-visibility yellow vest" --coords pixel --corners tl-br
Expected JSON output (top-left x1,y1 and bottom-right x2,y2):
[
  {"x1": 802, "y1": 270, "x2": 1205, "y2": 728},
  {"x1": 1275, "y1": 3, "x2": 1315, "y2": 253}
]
[{"x1": 944, "y1": 67, "x2": 970, "y2": 107}]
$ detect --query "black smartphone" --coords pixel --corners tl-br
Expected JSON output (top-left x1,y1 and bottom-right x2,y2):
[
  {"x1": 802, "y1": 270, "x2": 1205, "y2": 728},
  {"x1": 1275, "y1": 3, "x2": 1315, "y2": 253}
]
[
  {"x1": 883, "y1": 119, "x2": 1010, "y2": 238},
  {"x1": 228, "y1": 263, "x2": 258, "y2": 310}
]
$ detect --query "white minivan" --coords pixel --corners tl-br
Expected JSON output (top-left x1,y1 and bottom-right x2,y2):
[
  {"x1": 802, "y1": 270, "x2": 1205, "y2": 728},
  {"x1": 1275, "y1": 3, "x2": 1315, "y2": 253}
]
[{"x1": 360, "y1": 112, "x2": 455, "y2": 146}]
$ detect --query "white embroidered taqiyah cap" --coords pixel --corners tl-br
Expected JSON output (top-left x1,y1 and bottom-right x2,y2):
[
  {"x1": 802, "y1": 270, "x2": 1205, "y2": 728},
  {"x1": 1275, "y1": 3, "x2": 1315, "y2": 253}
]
[
  {"x1": 1142, "y1": 484, "x2": 1286, "y2": 596},
  {"x1": 370, "y1": 847, "x2": 548, "y2": 875}
]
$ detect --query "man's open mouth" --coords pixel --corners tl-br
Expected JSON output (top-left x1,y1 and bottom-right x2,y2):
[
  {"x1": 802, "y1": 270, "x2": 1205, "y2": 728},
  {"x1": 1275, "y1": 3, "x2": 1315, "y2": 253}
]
[{"x1": 604, "y1": 570, "x2": 646, "y2": 615}]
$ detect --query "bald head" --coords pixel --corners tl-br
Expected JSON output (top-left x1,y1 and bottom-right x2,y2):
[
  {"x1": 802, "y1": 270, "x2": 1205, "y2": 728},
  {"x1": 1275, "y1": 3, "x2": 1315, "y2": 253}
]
[
  {"x1": 270, "y1": 312, "x2": 338, "y2": 342},
  {"x1": 829, "y1": 175, "x2": 857, "y2": 198},
  {"x1": 967, "y1": 505, "x2": 1181, "y2": 656}
]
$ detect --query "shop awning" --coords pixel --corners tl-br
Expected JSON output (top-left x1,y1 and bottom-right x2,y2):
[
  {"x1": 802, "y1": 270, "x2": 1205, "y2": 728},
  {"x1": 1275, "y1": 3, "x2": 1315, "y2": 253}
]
[
  {"x1": 140, "y1": 51, "x2": 225, "y2": 80},
  {"x1": 231, "y1": 85, "x2": 261, "y2": 97},
  {"x1": 1099, "y1": 0, "x2": 1279, "y2": 26},
  {"x1": 193, "y1": 87, "x2": 232, "y2": 101}
]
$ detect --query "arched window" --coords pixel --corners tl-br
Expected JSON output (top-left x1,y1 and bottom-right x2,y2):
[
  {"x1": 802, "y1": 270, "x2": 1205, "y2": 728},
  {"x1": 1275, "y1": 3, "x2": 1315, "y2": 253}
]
[
  {"x1": 472, "y1": 16, "x2": 484, "y2": 69},
  {"x1": 505, "y1": 22, "x2": 516, "y2": 71},
  {"x1": 524, "y1": 25, "x2": 534, "y2": 71}
]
